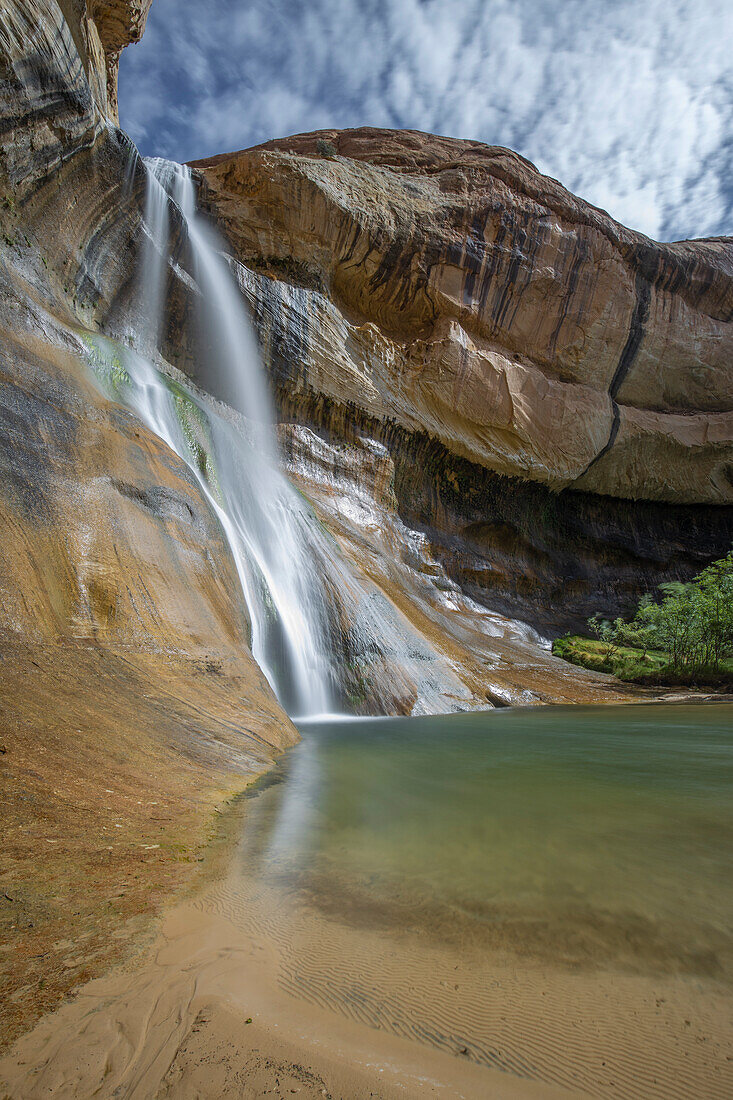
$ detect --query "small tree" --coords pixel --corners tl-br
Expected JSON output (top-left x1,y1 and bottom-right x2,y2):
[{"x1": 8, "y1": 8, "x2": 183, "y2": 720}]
[
  {"x1": 617, "y1": 594, "x2": 656, "y2": 659},
  {"x1": 620, "y1": 551, "x2": 733, "y2": 675},
  {"x1": 587, "y1": 615, "x2": 622, "y2": 664},
  {"x1": 695, "y1": 552, "x2": 733, "y2": 666},
  {"x1": 316, "y1": 138, "x2": 337, "y2": 159}
]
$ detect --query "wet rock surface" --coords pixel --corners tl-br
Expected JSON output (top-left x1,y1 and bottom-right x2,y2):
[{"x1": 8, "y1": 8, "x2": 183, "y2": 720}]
[
  {"x1": 277, "y1": 392, "x2": 733, "y2": 637},
  {"x1": 0, "y1": 0, "x2": 295, "y2": 1050},
  {"x1": 191, "y1": 130, "x2": 733, "y2": 627},
  {"x1": 279, "y1": 420, "x2": 647, "y2": 706}
]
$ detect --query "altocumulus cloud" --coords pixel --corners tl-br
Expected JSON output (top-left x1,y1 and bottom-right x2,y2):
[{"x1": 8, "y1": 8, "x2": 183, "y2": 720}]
[{"x1": 119, "y1": 0, "x2": 733, "y2": 241}]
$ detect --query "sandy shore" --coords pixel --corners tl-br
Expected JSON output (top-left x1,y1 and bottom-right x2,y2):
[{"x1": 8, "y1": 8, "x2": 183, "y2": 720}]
[
  {"x1": 2, "y1": 783, "x2": 732, "y2": 1100},
  {"x1": 0, "y1": 894, "x2": 580, "y2": 1100}
]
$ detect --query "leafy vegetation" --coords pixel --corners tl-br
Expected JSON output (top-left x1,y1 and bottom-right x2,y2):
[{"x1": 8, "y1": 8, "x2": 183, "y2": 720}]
[
  {"x1": 315, "y1": 138, "x2": 337, "y2": 159},
  {"x1": 553, "y1": 552, "x2": 733, "y2": 687}
]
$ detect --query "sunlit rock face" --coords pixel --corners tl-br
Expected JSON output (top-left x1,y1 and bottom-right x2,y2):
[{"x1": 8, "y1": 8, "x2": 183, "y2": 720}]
[
  {"x1": 0, "y1": 0, "x2": 296, "y2": 760},
  {"x1": 0, "y1": 0, "x2": 151, "y2": 195},
  {"x1": 193, "y1": 128, "x2": 733, "y2": 503},
  {"x1": 192, "y1": 128, "x2": 733, "y2": 630},
  {"x1": 0, "y1": 266, "x2": 295, "y2": 736},
  {"x1": 0, "y1": 285, "x2": 241, "y2": 656}
]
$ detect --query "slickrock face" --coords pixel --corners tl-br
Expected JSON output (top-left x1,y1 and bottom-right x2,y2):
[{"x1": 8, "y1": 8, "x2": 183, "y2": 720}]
[
  {"x1": 0, "y1": 0, "x2": 151, "y2": 200},
  {"x1": 0, "y1": 4, "x2": 297, "y2": 1045},
  {"x1": 193, "y1": 128, "x2": 733, "y2": 505},
  {"x1": 192, "y1": 128, "x2": 733, "y2": 628},
  {"x1": 0, "y1": 286, "x2": 242, "y2": 658}
]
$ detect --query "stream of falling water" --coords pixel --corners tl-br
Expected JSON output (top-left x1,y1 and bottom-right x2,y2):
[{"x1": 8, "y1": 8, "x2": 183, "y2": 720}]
[
  {"x1": 86, "y1": 156, "x2": 474, "y2": 718},
  {"x1": 139, "y1": 158, "x2": 336, "y2": 716}
]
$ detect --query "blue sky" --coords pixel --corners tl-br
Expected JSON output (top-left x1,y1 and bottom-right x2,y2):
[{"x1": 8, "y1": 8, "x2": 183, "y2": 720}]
[{"x1": 119, "y1": 0, "x2": 733, "y2": 242}]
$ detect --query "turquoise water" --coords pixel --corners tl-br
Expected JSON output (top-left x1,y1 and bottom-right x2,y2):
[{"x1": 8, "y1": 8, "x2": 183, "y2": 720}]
[{"x1": 240, "y1": 704, "x2": 733, "y2": 978}]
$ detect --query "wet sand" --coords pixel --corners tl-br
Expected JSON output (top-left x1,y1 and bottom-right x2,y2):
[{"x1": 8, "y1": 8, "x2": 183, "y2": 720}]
[
  {"x1": 4, "y1": 705, "x2": 733, "y2": 1097},
  {"x1": 1, "y1": 811, "x2": 731, "y2": 1098},
  {"x1": 0, "y1": 894, "x2": 579, "y2": 1100}
]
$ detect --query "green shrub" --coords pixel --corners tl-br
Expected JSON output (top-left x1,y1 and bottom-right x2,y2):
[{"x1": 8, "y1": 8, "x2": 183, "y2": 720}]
[
  {"x1": 315, "y1": 138, "x2": 337, "y2": 159},
  {"x1": 554, "y1": 551, "x2": 733, "y2": 687}
]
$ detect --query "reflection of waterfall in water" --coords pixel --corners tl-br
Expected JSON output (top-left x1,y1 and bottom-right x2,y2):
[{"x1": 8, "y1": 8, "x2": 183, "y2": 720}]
[{"x1": 87, "y1": 155, "x2": 474, "y2": 718}]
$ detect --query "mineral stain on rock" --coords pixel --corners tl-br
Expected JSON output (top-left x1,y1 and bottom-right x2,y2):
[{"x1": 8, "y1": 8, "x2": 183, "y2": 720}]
[
  {"x1": 0, "y1": 0, "x2": 732, "y2": 1070},
  {"x1": 190, "y1": 128, "x2": 732, "y2": 630}
]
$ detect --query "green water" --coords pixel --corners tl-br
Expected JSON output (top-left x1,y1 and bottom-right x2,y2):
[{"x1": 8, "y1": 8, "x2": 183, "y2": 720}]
[{"x1": 240, "y1": 704, "x2": 733, "y2": 978}]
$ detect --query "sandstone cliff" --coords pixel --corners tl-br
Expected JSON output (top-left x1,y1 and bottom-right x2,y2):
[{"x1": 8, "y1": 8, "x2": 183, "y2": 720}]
[
  {"x1": 0, "y1": 0, "x2": 295, "y2": 1048},
  {"x1": 0, "y1": 0, "x2": 150, "y2": 199},
  {"x1": 0, "y1": 0, "x2": 295, "y2": 767},
  {"x1": 1, "y1": 0, "x2": 731, "y2": 1048},
  {"x1": 191, "y1": 128, "x2": 733, "y2": 630},
  {"x1": 192, "y1": 128, "x2": 733, "y2": 504}
]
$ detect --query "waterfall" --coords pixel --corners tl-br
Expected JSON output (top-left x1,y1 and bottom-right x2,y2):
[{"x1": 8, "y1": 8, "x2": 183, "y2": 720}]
[
  {"x1": 137, "y1": 158, "x2": 337, "y2": 716},
  {"x1": 87, "y1": 156, "x2": 474, "y2": 718}
]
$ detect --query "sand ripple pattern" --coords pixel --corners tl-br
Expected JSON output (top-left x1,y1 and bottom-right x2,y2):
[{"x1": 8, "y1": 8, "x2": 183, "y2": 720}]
[
  {"x1": 198, "y1": 868, "x2": 733, "y2": 1100},
  {"x1": 1, "y1": 869, "x2": 731, "y2": 1099}
]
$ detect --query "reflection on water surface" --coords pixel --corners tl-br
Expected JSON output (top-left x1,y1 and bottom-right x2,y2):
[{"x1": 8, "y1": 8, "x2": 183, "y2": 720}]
[
  {"x1": 209, "y1": 705, "x2": 733, "y2": 1097},
  {"x1": 240, "y1": 704, "x2": 733, "y2": 976}
]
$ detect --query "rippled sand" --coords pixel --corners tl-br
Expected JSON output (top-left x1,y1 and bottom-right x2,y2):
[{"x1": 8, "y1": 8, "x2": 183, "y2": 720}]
[
  {"x1": 2, "y1": 706, "x2": 732, "y2": 1098},
  {"x1": 1, "y1": 849, "x2": 731, "y2": 1099}
]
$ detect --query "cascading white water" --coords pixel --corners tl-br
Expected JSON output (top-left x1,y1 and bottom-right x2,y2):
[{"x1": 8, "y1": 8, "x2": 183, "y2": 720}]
[
  {"x1": 136, "y1": 158, "x2": 337, "y2": 716},
  {"x1": 87, "y1": 154, "x2": 475, "y2": 717},
  {"x1": 139, "y1": 168, "x2": 170, "y2": 350}
]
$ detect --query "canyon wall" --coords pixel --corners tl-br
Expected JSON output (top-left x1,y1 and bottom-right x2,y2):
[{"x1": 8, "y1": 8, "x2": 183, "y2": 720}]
[
  {"x1": 0, "y1": 0, "x2": 151, "y2": 197},
  {"x1": 0, "y1": 2, "x2": 295, "y2": 1047},
  {"x1": 2, "y1": 2, "x2": 730, "y2": 1043},
  {"x1": 3, "y1": 0, "x2": 730, "y2": 699},
  {"x1": 0, "y1": 0, "x2": 295, "y2": 750},
  {"x1": 191, "y1": 129, "x2": 733, "y2": 630}
]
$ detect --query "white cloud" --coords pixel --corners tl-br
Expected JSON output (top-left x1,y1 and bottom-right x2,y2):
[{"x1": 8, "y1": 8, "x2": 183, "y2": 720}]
[{"x1": 119, "y1": 0, "x2": 733, "y2": 240}]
